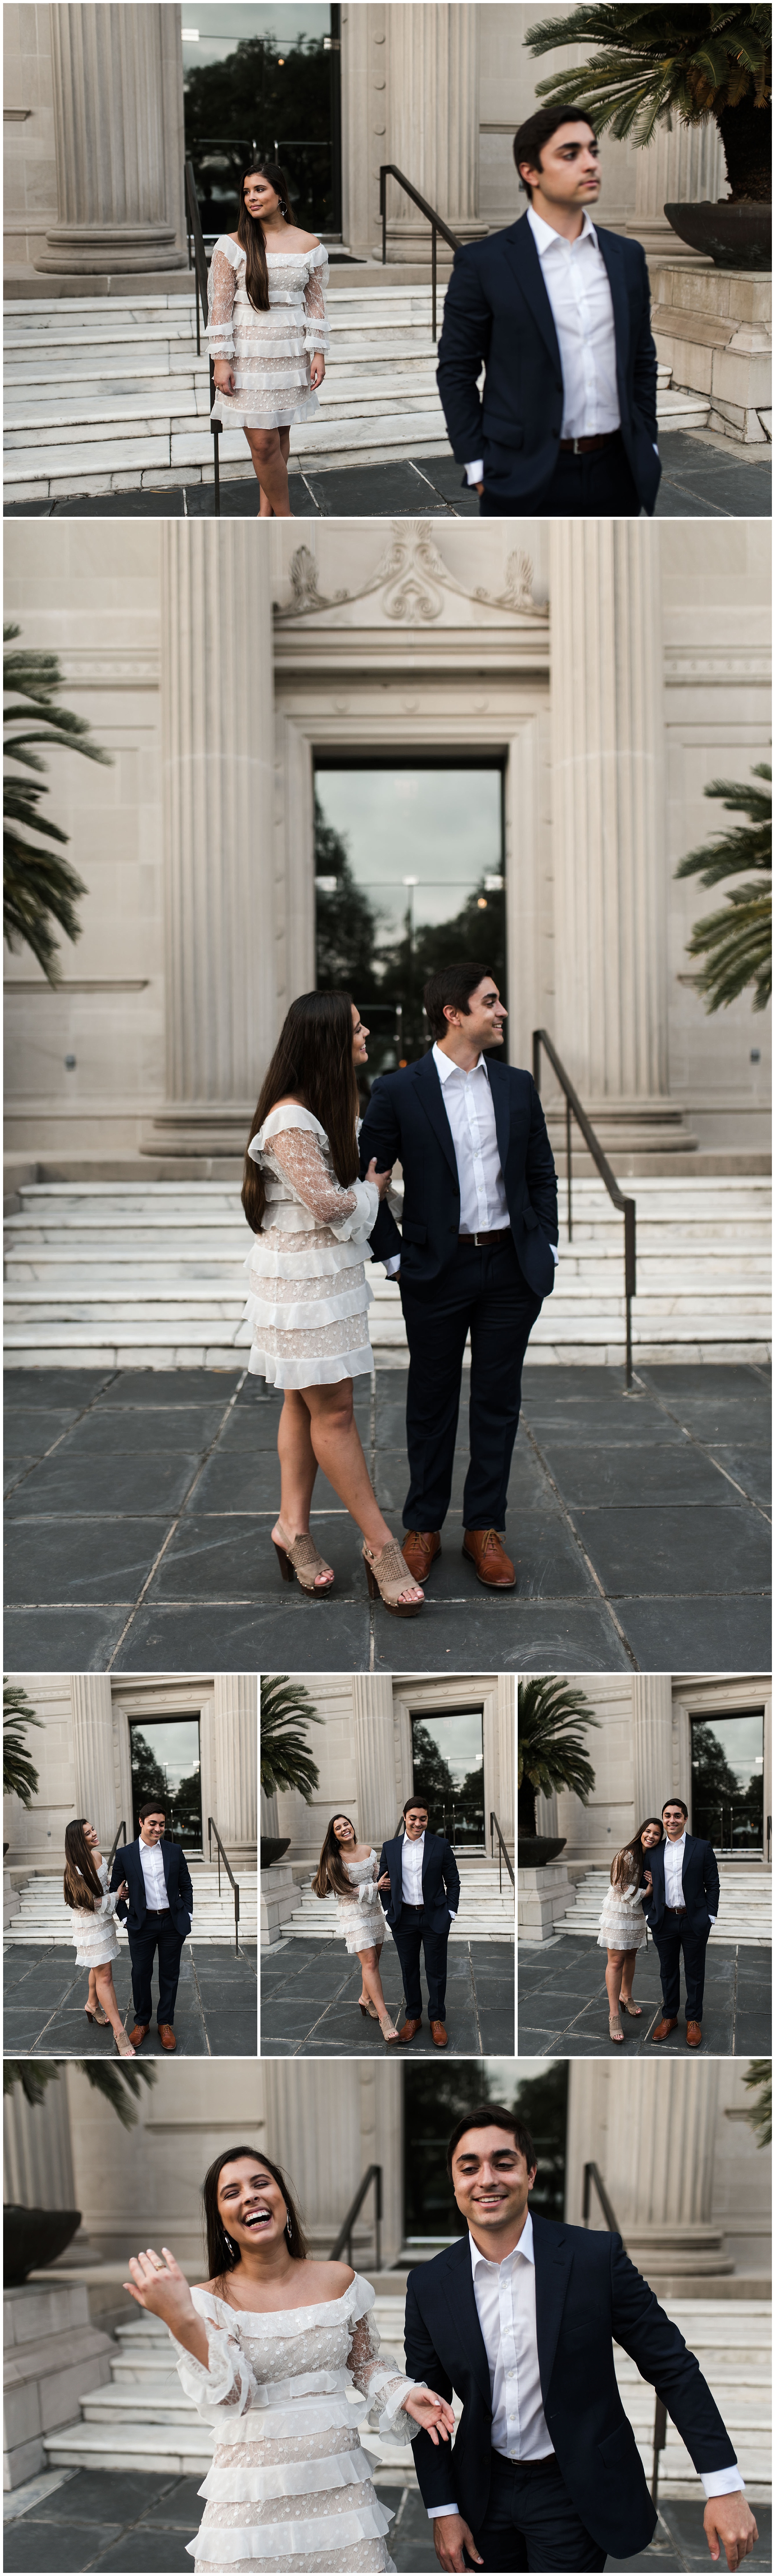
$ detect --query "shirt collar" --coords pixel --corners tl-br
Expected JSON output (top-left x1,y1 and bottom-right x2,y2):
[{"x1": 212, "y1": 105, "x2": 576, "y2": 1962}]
[
  {"x1": 666, "y1": 1830, "x2": 686, "y2": 1851},
  {"x1": 405, "y1": 1828, "x2": 425, "y2": 1848},
  {"x1": 469, "y1": 2208, "x2": 534, "y2": 2275},
  {"x1": 527, "y1": 203, "x2": 598, "y2": 258},
  {"x1": 432, "y1": 1042, "x2": 488, "y2": 1084}
]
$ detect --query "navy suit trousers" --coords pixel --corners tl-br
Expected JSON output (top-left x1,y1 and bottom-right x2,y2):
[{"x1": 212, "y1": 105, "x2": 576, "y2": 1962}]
[
  {"x1": 480, "y1": 432, "x2": 641, "y2": 519},
  {"x1": 391, "y1": 1912, "x2": 450, "y2": 2020},
  {"x1": 651, "y1": 1916, "x2": 711, "y2": 2022},
  {"x1": 400, "y1": 1234, "x2": 541, "y2": 1531},
  {"x1": 128, "y1": 1914, "x2": 185, "y2": 2027},
  {"x1": 467, "y1": 2454, "x2": 605, "y2": 2572}
]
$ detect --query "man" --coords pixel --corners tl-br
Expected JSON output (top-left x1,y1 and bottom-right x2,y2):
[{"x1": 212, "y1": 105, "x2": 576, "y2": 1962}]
[
  {"x1": 377, "y1": 1797, "x2": 460, "y2": 2050},
  {"x1": 110, "y1": 1801, "x2": 193, "y2": 2054},
  {"x1": 360, "y1": 962, "x2": 558, "y2": 1592},
  {"x1": 405, "y1": 2105, "x2": 757, "y2": 2574},
  {"x1": 644, "y1": 1797, "x2": 720, "y2": 2049},
  {"x1": 436, "y1": 102, "x2": 660, "y2": 519}
]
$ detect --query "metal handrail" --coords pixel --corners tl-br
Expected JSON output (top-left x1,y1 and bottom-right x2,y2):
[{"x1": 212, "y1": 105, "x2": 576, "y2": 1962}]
[
  {"x1": 107, "y1": 1820, "x2": 127, "y2": 1870},
  {"x1": 379, "y1": 163, "x2": 461, "y2": 343},
  {"x1": 533, "y1": 1027, "x2": 637, "y2": 1387},
  {"x1": 490, "y1": 1810, "x2": 515, "y2": 1891},
  {"x1": 330, "y1": 2164, "x2": 382, "y2": 2273},
  {"x1": 583, "y1": 2165, "x2": 668, "y2": 2502},
  {"x1": 184, "y1": 157, "x2": 221, "y2": 516},
  {"x1": 208, "y1": 1817, "x2": 241, "y2": 1955}
]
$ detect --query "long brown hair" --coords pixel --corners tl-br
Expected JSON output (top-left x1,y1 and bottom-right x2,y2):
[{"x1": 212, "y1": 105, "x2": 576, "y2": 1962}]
[
  {"x1": 63, "y1": 1818, "x2": 104, "y2": 1912},
  {"x1": 242, "y1": 989, "x2": 360, "y2": 1235},
  {"x1": 610, "y1": 1817, "x2": 664, "y2": 1891},
  {"x1": 202, "y1": 2145, "x2": 308, "y2": 2290},
  {"x1": 237, "y1": 162, "x2": 294, "y2": 313},
  {"x1": 312, "y1": 1814, "x2": 361, "y2": 1900}
]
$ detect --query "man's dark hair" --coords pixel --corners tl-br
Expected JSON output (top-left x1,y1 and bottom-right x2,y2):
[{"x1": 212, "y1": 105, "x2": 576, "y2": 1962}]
[
  {"x1": 138, "y1": 1799, "x2": 166, "y2": 1824},
  {"x1": 446, "y1": 2102, "x2": 536, "y2": 2179},
  {"x1": 423, "y1": 963, "x2": 493, "y2": 1042},
  {"x1": 402, "y1": 1795, "x2": 429, "y2": 1819},
  {"x1": 662, "y1": 1797, "x2": 689, "y2": 1819},
  {"x1": 513, "y1": 104, "x2": 597, "y2": 199}
]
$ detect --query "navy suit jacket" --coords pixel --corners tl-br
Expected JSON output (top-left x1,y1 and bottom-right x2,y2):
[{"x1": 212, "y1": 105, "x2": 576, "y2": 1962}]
[
  {"x1": 359, "y1": 1054, "x2": 558, "y2": 1299},
  {"x1": 405, "y1": 2217, "x2": 736, "y2": 2557},
  {"x1": 110, "y1": 1837, "x2": 193, "y2": 1940},
  {"x1": 378, "y1": 1829, "x2": 460, "y2": 1935},
  {"x1": 641, "y1": 1833, "x2": 720, "y2": 1936},
  {"x1": 436, "y1": 211, "x2": 661, "y2": 514}
]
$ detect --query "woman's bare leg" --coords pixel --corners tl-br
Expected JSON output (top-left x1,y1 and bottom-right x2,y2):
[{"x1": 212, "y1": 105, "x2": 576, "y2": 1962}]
[
  {"x1": 619, "y1": 1948, "x2": 639, "y2": 2006},
  {"x1": 243, "y1": 426, "x2": 291, "y2": 515},
  {"x1": 358, "y1": 1945, "x2": 396, "y2": 2034},
  {"x1": 272, "y1": 1391, "x2": 333, "y2": 1589},
  {"x1": 304, "y1": 1382, "x2": 422, "y2": 1605},
  {"x1": 605, "y1": 1950, "x2": 626, "y2": 2020},
  {"x1": 86, "y1": 1968, "x2": 99, "y2": 2012},
  {"x1": 94, "y1": 1964, "x2": 126, "y2": 2043}
]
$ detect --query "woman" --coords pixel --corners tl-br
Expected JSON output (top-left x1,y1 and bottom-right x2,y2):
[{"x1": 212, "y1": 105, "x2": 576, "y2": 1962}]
[
  {"x1": 63, "y1": 1818, "x2": 134, "y2": 2057},
  {"x1": 122, "y1": 2142, "x2": 454, "y2": 2573},
  {"x1": 312, "y1": 1814, "x2": 398, "y2": 2045},
  {"x1": 598, "y1": 1818, "x2": 663, "y2": 2043},
  {"x1": 207, "y1": 163, "x2": 328, "y2": 518},
  {"x1": 243, "y1": 989, "x2": 423, "y2": 1617}
]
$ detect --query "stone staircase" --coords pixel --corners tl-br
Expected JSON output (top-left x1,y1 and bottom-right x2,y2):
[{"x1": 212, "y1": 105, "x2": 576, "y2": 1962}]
[
  {"x1": 5, "y1": 1863, "x2": 258, "y2": 1945},
  {"x1": 278, "y1": 1856, "x2": 515, "y2": 1943},
  {"x1": 42, "y1": 2297, "x2": 772, "y2": 2497},
  {"x1": 4, "y1": 1175, "x2": 770, "y2": 1370},
  {"x1": 4, "y1": 283, "x2": 711, "y2": 502},
  {"x1": 551, "y1": 1864, "x2": 772, "y2": 1947}
]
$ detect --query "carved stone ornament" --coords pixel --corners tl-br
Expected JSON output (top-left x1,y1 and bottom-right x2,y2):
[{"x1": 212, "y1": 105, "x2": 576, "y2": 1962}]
[{"x1": 274, "y1": 525, "x2": 548, "y2": 631}]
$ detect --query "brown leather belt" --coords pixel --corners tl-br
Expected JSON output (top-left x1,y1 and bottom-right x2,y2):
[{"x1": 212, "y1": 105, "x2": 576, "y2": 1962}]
[
  {"x1": 559, "y1": 430, "x2": 619, "y2": 453},
  {"x1": 665, "y1": 1905, "x2": 686, "y2": 1918},
  {"x1": 458, "y1": 1227, "x2": 511, "y2": 1248}
]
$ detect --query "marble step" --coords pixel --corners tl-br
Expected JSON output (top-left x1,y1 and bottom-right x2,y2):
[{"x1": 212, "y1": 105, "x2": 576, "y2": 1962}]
[
  {"x1": 7, "y1": 1868, "x2": 258, "y2": 1943},
  {"x1": 550, "y1": 1866, "x2": 772, "y2": 1946}
]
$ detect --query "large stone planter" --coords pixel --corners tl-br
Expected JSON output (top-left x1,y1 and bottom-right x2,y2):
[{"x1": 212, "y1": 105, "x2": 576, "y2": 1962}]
[
  {"x1": 517, "y1": 1836, "x2": 567, "y2": 1869},
  {"x1": 260, "y1": 1860, "x2": 300, "y2": 1948},
  {"x1": 651, "y1": 258, "x2": 772, "y2": 443},
  {"x1": 3, "y1": 2279, "x2": 113, "y2": 2487},
  {"x1": 518, "y1": 1861, "x2": 573, "y2": 1944},
  {"x1": 665, "y1": 201, "x2": 772, "y2": 272},
  {"x1": 4, "y1": 2205, "x2": 82, "y2": 2288}
]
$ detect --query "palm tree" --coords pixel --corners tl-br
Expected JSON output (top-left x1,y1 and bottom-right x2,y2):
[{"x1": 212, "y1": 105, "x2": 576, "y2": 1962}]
[
  {"x1": 675, "y1": 764, "x2": 771, "y2": 1012},
  {"x1": 518, "y1": 1678, "x2": 599, "y2": 1836},
  {"x1": 742, "y1": 2058, "x2": 772, "y2": 2146},
  {"x1": 524, "y1": 8, "x2": 772, "y2": 202},
  {"x1": 260, "y1": 1674, "x2": 322, "y2": 1803},
  {"x1": 3, "y1": 1678, "x2": 43, "y2": 1807},
  {"x1": 4, "y1": 2059, "x2": 157, "y2": 2130},
  {"x1": 4, "y1": 621, "x2": 112, "y2": 985}
]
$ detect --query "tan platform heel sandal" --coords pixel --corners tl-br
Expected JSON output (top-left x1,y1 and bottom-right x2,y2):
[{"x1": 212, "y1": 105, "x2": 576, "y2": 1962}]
[
  {"x1": 272, "y1": 1525, "x2": 334, "y2": 1596},
  {"x1": 362, "y1": 1538, "x2": 424, "y2": 1617},
  {"x1": 114, "y1": 2028, "x2": 137, "y2": 2058},
  {"x1": 378, "y1": 2009, "x2": 400, "y2": 2045}
]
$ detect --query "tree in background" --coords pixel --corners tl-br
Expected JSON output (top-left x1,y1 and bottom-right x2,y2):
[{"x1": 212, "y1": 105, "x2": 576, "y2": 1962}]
[
  {"x1": 514, "y1": 2063, "x2": 569, "y2": 2222},
  {"x1": 742, "y1": 2058, "x2": 772, "y2": 2145},
  {"x1": 524, "y1": 8, "x2": 772, "y2": 201},
  {"x1": 408, "y1": 1722, "x2": 457, "y2": 1830},
  {"x1": 675, "y1": 765, "x2": 771, "y2": 1013},
  {"x1": 260, "y1": 1674, "x2": 322, "y2": 1804},
  {"x1": 129, "y1": 1728, "x2": 170, "y2": 1834},
  {"x1": 518, "y1": 1678, "x2": 599, "y2": 1836},
  {"x1": 4, "y1": 2057, "x2": 157, "y2": 2131},
  {"x1": 314, "y1": 796, "x2": 383, "y2": 998},
  {"x1": 3, "y1": 1678, "x2": 43, "y2": 1807},
  {"x1": 4, "y1": 622, "x2": 112, "y2": 984}
]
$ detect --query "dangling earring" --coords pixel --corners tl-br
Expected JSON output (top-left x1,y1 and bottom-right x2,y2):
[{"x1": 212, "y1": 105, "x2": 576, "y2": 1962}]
[
  {"x1": 224, "y1": 2233, "x2": 235, "y2": 2254},
  {"x1": 286, "y1": 2213, "x2": 292, "y2": 2239}
]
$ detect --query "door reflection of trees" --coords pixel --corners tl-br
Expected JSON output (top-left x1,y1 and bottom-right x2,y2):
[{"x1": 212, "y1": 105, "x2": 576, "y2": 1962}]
[{"x1": 314, "y1": 783, "x2": 507, "y2": 1090}]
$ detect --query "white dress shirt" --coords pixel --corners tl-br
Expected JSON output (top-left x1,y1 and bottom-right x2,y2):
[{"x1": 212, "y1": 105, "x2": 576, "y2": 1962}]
[
  {"x1": 663, "y1": 1827, "x2": 715, "y2": 1923},
  {"x1": 139, "y1": 1836, "x2": 169, "y2": 1908},
  {"x1": 401, "y1": 1827, "x2": 426, "y2": 1907},
  {"x1": 428, "y1": 2211, "x2": 741, "y2": 2518},
  {"x1": 465, "y1": 203, "x2": 636, "y2": 484},
  {"x1": 433, "y1": 1043, "x2": 509, "y2": 1236}
]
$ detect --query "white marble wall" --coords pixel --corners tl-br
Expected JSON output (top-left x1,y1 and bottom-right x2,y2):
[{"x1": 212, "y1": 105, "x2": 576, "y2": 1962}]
[
  {"x1": 533, "y1": 1672, "x2": 772, "y2": 1861},
  {"x1": 4, "y1": 1672, "x2": 258, "y2": 1869}
]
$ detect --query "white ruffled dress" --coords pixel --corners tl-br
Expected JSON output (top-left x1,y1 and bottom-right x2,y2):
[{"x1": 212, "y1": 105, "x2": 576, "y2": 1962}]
[
  {"x1": 206, "y1": 238, "x2": 329, "y2": 431},
  {"x1": 597, "y1": 1867, "x2": 649, "y2": 1952},
  {"x1": 335, "y1": 1853, "x2": 389, "y2": 1959},
  {"x1": 245, "y1": 1107, "x2": 379, "y2": 1391},
  {"x1": 67, "y1": 1858, "x2": 123, "y2": 1967},
  {"x1": 171, "y1": 2274, "x2": 419, "y2": 2573}
]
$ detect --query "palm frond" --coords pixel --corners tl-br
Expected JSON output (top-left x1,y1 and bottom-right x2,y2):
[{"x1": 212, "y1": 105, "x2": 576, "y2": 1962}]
[
  {"x1": 741, "y1": 2057, "x2": 772, "y2": 2145},
  {"x1": 4, "y1": 623, "x2": 112, "y2": 984},
  {"x1": 3, "y1": 2060, "x2": 157, "y2": 2125},
  {"x1": 518, "y1": 1677, "x2": 600, "y2": 1808},
  {"x1": 3, "y1": 1678, "x2": 43, "y2": 1806},
  {"x1": 676, "y1": 765, "x2": 771, "y2": 1011},
  {"x1": 260, "y1": 1673, "x2": 322, "y2": 1802}
]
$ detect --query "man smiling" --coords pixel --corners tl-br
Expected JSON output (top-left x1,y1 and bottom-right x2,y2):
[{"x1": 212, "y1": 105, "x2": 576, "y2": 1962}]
[{"x1": 110, "y1": 1802, "x2": 193, "y2": 2053}]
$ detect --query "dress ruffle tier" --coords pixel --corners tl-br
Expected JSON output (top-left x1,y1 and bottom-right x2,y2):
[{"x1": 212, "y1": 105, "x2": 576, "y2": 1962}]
[
  {"x1": 207, "y1": 239, "x2": 329, "y2": 432},
  {"x1": 244, "y1": 1106, "x2": 379, "y2": 1390}
]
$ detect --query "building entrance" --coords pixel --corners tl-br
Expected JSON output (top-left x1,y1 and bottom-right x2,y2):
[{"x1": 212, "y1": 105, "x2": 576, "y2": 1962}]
[
  {"x1": 183, "y1": 4, "x2": 341, "y2": 240},
  {"x1": 410, "y1": 1709, "x2": 485, "y2": 1852},
  {"x1": 691, "y1": 1710, "x2": 765, "y2": 1857},
  {"x1": 129, "y1": 1717, "x2": 202, "y2": 1853}
]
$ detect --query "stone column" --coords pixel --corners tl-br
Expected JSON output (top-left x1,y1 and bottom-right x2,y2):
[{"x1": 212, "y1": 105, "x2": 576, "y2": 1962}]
[
  {"x1": 629, "y1": 119, "x2": 726, "y2": 261},
  {"x1": 36, "y1": 5, "x2": 187, "y2": 276},
  {"x1": 383, "y1": 3, "x2": 485, "y2": 261},
  {"x1": 632, "y1": 1676, "x2": 674, "y2": 1823},
  {"x1": 70, "y1": 1677, "x2": 117, "y2": 1842},
  {"x1": 496, "y1": 1676, "x2": 515, "y2": 1840},
  {"x1": 549, "y1": 521, "x2": 671, "y2": 1132},
  {"x1": 159, "y1": 524, "x2": 277, "y2": 1133},
  {"x1": 4, "y1": 2074, "x2": 76, "y2": 2210},
  {"x1": 213, "y1": 1676, "x2": 258, "y2": 1864},
  {"x1": 352, "y1": 1679, "x2": 397, "y2": 1844},
  {"x1": 565, "y1": 2062, "x2": 731, "y2": 2282}
]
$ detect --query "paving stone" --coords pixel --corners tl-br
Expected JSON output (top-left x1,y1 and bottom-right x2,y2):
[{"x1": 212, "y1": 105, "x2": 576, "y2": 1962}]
[
  {"x1": 516, "y1": 1933, "x2": 771, "y2": 2057},
  {"x1": 575, "y1": 1503, "x2": 771, "y2": 1596},
  {"x1": 8, "y1": 1453, "x2": 200, "y2": 1514},
  {"x1": 4, "y1": 1515, "x2": 171, "y2": 1604},
  {"x1": 3, "y1": 1366, "x2": 117, "y2": 1407},
  {"x1": 116, "y1": 1600, "x2": 373, "y2": 1670},
  {"x1": 63, "y1": 1405, "x2": 229, "y2": 1455},
  {"x1": 614, "y1": 1594, "x2": 772, "y2": 1668},
  {"x1": 703, "y1": 1445, "x2": 772, "y2": 1506},
  {"x1": 654, "y1": 428, "x2": 771, "y2": 518},
  {"x1": 261, "y1": 1934, "x2": 512, "y2": 2059},
  {"x1": 2, "y1": 1607, "x2": 132, "y2": 1667}
]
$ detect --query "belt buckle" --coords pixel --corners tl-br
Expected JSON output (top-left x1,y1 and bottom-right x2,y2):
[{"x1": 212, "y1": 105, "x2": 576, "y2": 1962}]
[{"x1": 573, "y1": 436, "x2": 582, "y2": 455}]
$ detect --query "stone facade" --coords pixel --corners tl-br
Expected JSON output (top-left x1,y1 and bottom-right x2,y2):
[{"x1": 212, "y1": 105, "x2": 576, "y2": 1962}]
[
  {"x1": 2, "y1": 1671, "x2": 258, "y2": 1871},
  {"x1": 529, "y1": 1671, "x2": 772, "y2": 1869},
  {"x1": 260, "y1": 1671, "x2": 514, "y2": 1866},
  {"x1": 3, "y1": 518, "x2": 771, "y2": 1177}
]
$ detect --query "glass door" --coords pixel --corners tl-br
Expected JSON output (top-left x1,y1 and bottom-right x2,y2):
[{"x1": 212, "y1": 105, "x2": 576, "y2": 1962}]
[
  {"x1": 129, "y1": 1717, "x2": 203, "y2": 1854},
  {"x1": 401, "y1": 2064, "x2": 567, "y2": 2245},
  {"x1": 410, "y1": 1708, "x2": 485, "y2": 1851},
  {"x1": 183, "y1": 4, "x2": 340, "y2": 239},
  {"x1": 690, "y1": 1711, "x2": 765, "y2": 1856}
]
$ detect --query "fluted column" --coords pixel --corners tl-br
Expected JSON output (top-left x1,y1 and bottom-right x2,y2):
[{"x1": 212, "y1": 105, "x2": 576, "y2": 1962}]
[
  {"x1": 352, "y1": 1679, "x2": 397, "y2": 1844},
  {"x1": 70, "y1": 1677, "x2": 117, "y2": 1843},
  {"x1": 495, "y1": 1677, "x2": 515, "y2": 1839},
  {"x1": 4, "y1": 2072, "x2": 76, "y2": 2210},
  {"x1": 160, "y1": 524, "x2": 276, "y2": 1117},
  {"x1": 550, "y1": 521, "x2": 669, "y2": 1113},
  {"x1": 383, "y1": 3, "x2": 485, "y2": 261},
  {"x1": 565, "y1": 2062, "x2": 729, "y2": 2279},
  {"x1": 629, "y1": 120, "x2": 726, "y2": 260},
  {"x1": 632, "y1": 1676, "x2": 674, "y2": 1824},
  {"x1": 213, "y1": 1676, "x2": 258, "y2": 1862},
  {"x1": 36, "y1": 5, "x2": 187, "y2": 275}
]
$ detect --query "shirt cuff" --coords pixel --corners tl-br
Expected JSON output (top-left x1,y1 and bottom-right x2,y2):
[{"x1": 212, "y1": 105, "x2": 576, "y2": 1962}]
[
  {"x1": 448, "y1": 1909, "x2": 457, "y2": 1918},
  {"x1": 428, "y1": 2504, "x2": 460, "y2": 2519},
  {"x1": 464, "y1": 460, "x2": 483, "y2": 484},
  {"x1": 384, "y1": 1254, "x2": 401, "y2": 1276},
  {"x1": 702, "y1": 2471, "x2": 744, "y2": 2499},
  {"x1": 707, "y1": 1913, "x2": 716, "y2": 1923},
  {"x1": 551, "y1": 1243, "x2": 560, "y2": 1265}
]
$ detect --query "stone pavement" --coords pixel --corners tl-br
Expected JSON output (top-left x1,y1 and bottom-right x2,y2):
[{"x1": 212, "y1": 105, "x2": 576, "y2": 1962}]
[
  {"x1": 517, "y1": 1932, "x2": 772, "y2": 2060},
  {"x1": 4, "y1": 1360, "x2": 770, "y2": 1674},
  {"x1": 4, "y1": 431, "x2": 770, "y2": 520},
  {"x1": 3, "y1": 1937, "x2": 257, "y2": 2058},
  {"x1": 260, "y1": 1934, "x2": 513, "y2": 2058}
]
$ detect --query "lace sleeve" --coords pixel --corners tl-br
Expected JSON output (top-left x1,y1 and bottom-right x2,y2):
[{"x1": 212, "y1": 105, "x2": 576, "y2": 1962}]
[
  {"x1": 347, "y1": 2308, "x2": 424, "y2": 2447},
  {"x1": 170, "y1": 2316, "x2": 259, "y2": 2414},
  {"x1": 303, "y1": 247, "x2": 330, "y2": 353},
  {"x1": 206, "y1": 243, "x2": 237, "y2": 359},
  {"x1": 267, "y1": 1128, "x2": 379, "y2": 1241}
]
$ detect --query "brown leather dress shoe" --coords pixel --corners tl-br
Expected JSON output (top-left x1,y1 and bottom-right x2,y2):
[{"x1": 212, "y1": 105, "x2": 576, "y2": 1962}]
[
  {"x1": 430, "y1": 2020, "x2": 448, "y2": 2049},
  {"x1": 650, "y1": 2016, "x2": 679, "y2": 2042},
  {"x1": 463, "y1": 1528, "x2": 516, "y2": 1589},
  {"x1": 402, "y1": 1531, "x2": 441, "y2": 1583},
  {"x1": 128, "y1": 2023, "x2": 149, "y2": 2048},
  {"x1": 396, "y1": 2016, "x2": 423, "y2": 2045},
  {"x1": 686, "y1": 2021, "x2": 702, "y2": 2047},
  {"x1": 158, "y1": 2024, "x2": 176, "y2": 2051}
]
